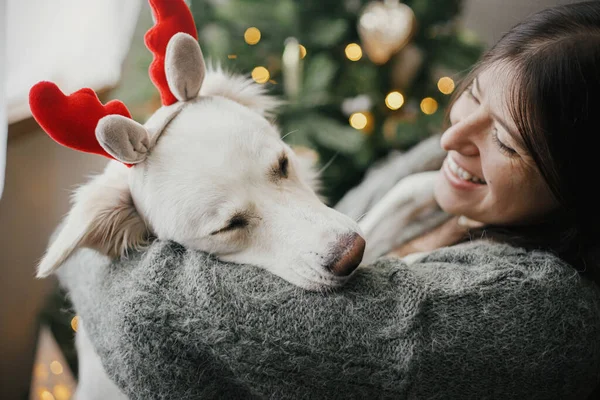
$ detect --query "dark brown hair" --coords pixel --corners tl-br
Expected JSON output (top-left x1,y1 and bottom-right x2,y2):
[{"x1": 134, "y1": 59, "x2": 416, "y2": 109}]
[{"x1": 454, "y1": 1, "x2": 600, "y2": 285}]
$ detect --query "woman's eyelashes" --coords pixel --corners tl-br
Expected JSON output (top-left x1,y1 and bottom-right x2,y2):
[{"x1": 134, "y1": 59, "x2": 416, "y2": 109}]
[{"x1": 491, "y1": 128, "x2": 517, "y2": 156}]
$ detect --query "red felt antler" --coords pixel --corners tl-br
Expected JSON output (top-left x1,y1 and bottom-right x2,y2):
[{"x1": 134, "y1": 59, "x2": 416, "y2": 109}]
[
  {"x1": 145, "y1": 0, "x2": 198, "y2": 106},
  {"x1": 29, "y1": 81, "x2": 133, "y2": 165}
]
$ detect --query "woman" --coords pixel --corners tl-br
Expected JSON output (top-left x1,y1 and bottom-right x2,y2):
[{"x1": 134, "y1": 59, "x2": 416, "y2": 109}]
[{"x1": 59, "y1": 2, "x2": 600, "y2": 399}]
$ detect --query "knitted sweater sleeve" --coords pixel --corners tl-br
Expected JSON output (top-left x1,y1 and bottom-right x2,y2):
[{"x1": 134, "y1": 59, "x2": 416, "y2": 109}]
[{"x1": 58, "y1": 240, "x2": 600, "y2": 400}]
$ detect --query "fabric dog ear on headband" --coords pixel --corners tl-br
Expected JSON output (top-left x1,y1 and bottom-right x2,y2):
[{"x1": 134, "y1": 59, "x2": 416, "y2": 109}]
[
  {"x1": 96, "y1": 115, "x2": 151, "y2": 164},
  {"x1": 165, "y1": 32, "x2": 205, "y2": 102}
]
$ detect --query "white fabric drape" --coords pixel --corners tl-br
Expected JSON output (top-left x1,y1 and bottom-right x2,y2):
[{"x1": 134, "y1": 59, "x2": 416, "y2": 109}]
[
  {"x1": 6, "y1": 0, "x2": 142, "y2": 124},
  {"x1": 2, "y1": 0, "x2": 142, "y2": 199},
  {"x1": 1, "y1": 0, "x2": 6, "y2": 198}
]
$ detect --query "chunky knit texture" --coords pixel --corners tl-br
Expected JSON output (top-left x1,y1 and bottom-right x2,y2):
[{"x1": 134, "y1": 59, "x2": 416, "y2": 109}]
[{"x1": 58, "y1": 239, "x2": 600, "y2": 399}]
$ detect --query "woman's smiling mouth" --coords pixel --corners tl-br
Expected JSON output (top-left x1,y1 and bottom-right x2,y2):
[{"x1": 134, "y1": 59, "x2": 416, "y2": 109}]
[{"x1": 442, "y1": 155, "x2": 487, "y2": 191}]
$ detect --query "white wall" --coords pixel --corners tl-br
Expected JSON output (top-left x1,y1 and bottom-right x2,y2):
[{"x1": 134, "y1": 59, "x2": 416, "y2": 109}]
[{"x1": 462, "y1": 0, "x2": 580, "y2": 46}]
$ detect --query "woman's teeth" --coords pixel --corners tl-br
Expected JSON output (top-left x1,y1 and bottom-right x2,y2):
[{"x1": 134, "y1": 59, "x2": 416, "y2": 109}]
[{"x1": 447, "y1": 156, "x2": 486, "y2": 184}]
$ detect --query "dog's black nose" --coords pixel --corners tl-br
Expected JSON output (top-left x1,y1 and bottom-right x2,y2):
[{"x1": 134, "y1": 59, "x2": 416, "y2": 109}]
[{"x1": 326, "y1": 233, "x2": 366, "y2": 277}]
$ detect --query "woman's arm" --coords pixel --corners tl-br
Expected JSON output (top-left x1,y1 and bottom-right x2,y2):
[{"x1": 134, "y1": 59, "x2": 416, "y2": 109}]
[{"x1": 58, "y1": 240, "x2": 600, "y2": 400}]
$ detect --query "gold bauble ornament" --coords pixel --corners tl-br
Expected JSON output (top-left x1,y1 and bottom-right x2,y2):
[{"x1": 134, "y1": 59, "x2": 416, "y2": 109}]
[{"x1": 358, "y1": 0, "x2": 416, "y2": 65}]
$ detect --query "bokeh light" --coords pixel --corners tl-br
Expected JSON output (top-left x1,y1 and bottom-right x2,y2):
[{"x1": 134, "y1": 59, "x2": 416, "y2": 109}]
[
  {"x1": 349, "y1": 112, "x2": 368, "y2": 129},
  {"x1": 299, "y1": 44, "x2": 307, "y2": 59},
  {"x1": 40, "y1": 390, "x2": 55, "y2": 400},
  {"x1": 244, "y1": 27, "x2": 261, "y2": 45},
  {"x1": 437, "y1": 77, "x2": 455, "y2": 95},
  {"x1": 71, "y1": 316, "x2": 79, "y2": 332},
  {"x1": 49, "y1": 361, "x2": 63, "y2": 375},
  {"x1": 251, "y1": 67, "x2": 270, "y2": 84},
  {"x1": 420, "y1": 97, "x2": 439, "y2": 115},
  {"x1": 53, "y1": 384, "x2": 71, "y2": 400},
  {"x1": 345, "y1": 43, "x2": 362, "y2": 61},
  {"x1": 385, "y1": 91, "x2": 405, "y2": 110}
]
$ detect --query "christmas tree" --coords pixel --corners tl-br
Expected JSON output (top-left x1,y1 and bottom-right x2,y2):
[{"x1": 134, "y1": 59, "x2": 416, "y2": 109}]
[{"x1": 190, "y1": 0, "x2": 483, "y2": 204}]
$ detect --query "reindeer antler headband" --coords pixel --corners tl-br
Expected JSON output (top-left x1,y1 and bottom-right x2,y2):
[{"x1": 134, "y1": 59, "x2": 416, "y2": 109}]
[{"x1": 29, "y1": 0, "x2": 205, "y2": 166}]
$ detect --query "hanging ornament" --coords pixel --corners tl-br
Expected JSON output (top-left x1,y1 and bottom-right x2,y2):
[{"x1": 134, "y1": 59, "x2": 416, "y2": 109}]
[
  {"x1": 358, "y1": 0, "x2": 416, "y2": 65},
  {"x1": 390, "y1": 44, "x2": 424, "y2": 89},
  {"x1": 341, "y1": 94, "x2": 372, "y2": 117},
  {"x1": 282, "y1": 37, "x2": 303, "y2": 100}
]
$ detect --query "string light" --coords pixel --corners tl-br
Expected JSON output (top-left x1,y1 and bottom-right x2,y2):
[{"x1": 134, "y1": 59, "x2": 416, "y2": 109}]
[
  {"x1": 349, "y1": 111, "x2": 374, "y2": 134},
  {"x1": 71, "y1": 316, "x2": 79, "y2": 332},
  {"x1": 345, "y1": 43, "x2": 362, "y2": 61},
  {"x1": 385, "y1": 91, "x2": 405, "y2": 110},
  {"x1": 251, "y1": 67, "x2": 270, "y2": 84},
  {"x1": 53, "y1": 384, "x2": 71, "y2": 400},
  {"x1": 299, "y1": 44, "x2": 307, "y2": 59},
  {"x1": 49, "y1": 361, "x2": 63, "y2": 375},
  {"x1": 244, "y1": 27, "x2": 261, "y2": 45},
  {"x1": 227, "y1": 54, "x2": 237, "y2": 59},
  {"x1": 349, "y1": 112, "x2": 368, "y2": 129},
  {"x1": 33, "y1": 363, "x2": 48, "y2": 379},
  {"x1": 420, "y1": 97, "x2": 438, "y2": 115},
  {"x1": 437, "y1": 77, "x2": 455, "y2": 95},
  {"x1": 40, "y1": 390, "x2": 55, "y2": 400}
]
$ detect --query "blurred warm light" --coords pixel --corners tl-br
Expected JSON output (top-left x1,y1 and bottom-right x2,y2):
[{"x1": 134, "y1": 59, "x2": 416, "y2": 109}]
[
  {"x1": 251, "y1": 67, "x2": 270, "y2": 84},
  {"x1": 40, "y1": 390, "x2": 55, "y2": 400},
  {"x1": 437, "y1": 77, "x2": 455, "y2": 94},
  {"x1": 349, "y1": 112, "x2": 368, "y2": 129},
  {"x1": 227, "y1": 54, "x2": 237, "y2": 59},
  {"x1": 385, "y1": 91, "x2": 405, "y2": 110},
  {"x1": 299, "y1": 44, "x2": 307, "y2": 59},
  {"x1": 345, "y1": 43, "x2": 362, "y2": 61},
  {"x1": 33, "y1": 363, "x2": 48, "y2": 379},
  {"x1": 53, "y1": 384, "x2": 71, "y2": 400},
  {"x1": 420, "y1": 97, "x2": 438, "y2": 115},
  {"x1": 244, "y1": 27, "x2": 261, "y2": 45},
  {"x1": 49, "y1": 361, "x2": 63, "y2": 375},
  {"x1": 71, "y1": 316, "x2": 79, "y2": 332}
]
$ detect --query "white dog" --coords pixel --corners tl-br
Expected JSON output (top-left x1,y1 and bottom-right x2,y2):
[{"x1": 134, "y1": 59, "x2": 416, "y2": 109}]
[
  {"x1": 39, "y1": 57, "x2": 366, "y2": 400},
  {"x1": 38, "y1": 66, "x2": 365, "y2": 290},
  {"x1": 30, "y1": 1, "x2": 367, "y2": 397}
]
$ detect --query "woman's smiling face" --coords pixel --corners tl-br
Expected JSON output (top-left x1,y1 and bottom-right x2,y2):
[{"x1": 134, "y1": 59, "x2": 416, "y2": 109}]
[{"x1": 434, "y1": 64, "x2": 559, "y2": 226}]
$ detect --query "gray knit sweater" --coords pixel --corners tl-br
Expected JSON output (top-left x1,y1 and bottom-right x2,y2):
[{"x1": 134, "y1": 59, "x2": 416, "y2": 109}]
[{"x1": 58, "y1": 239, "x2": 600, "y2": 400}]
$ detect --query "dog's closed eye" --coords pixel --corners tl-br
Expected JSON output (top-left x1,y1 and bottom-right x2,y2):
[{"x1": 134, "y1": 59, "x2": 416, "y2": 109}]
[{"x1": 210, "y1": 214, "x2": 249, "y2": 235}]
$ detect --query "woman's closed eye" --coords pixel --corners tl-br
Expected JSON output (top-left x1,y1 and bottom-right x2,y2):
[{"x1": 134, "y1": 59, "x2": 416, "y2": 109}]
[
  {"x1": 466, "y1": 83, "x2": 519, "y2": 157},
  {"x1": 492, "y1": 127, "x2": 517, "y2": 157}
]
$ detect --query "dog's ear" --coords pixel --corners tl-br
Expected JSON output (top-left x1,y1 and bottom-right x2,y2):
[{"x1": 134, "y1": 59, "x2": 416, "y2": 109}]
[
  {"x1": 165, "y1": 32, "x2": 205, "y2": 102},
  {"x1": 37, "y1": 162, "x2": 150, "y2": 278},
  {"x1": 200, "y1": 66, "x2": 282, "y2": 118}
]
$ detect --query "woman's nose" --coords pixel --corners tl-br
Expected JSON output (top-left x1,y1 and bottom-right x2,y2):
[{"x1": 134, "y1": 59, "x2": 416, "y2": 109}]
[{"x1": 441, "y1": 110, "x2": 490, "y2": 156}]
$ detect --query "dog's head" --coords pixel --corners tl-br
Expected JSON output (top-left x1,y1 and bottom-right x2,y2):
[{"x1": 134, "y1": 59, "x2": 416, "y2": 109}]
[{"x1": 31, "y1": 0, "x2": 364, "y2": 290}]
